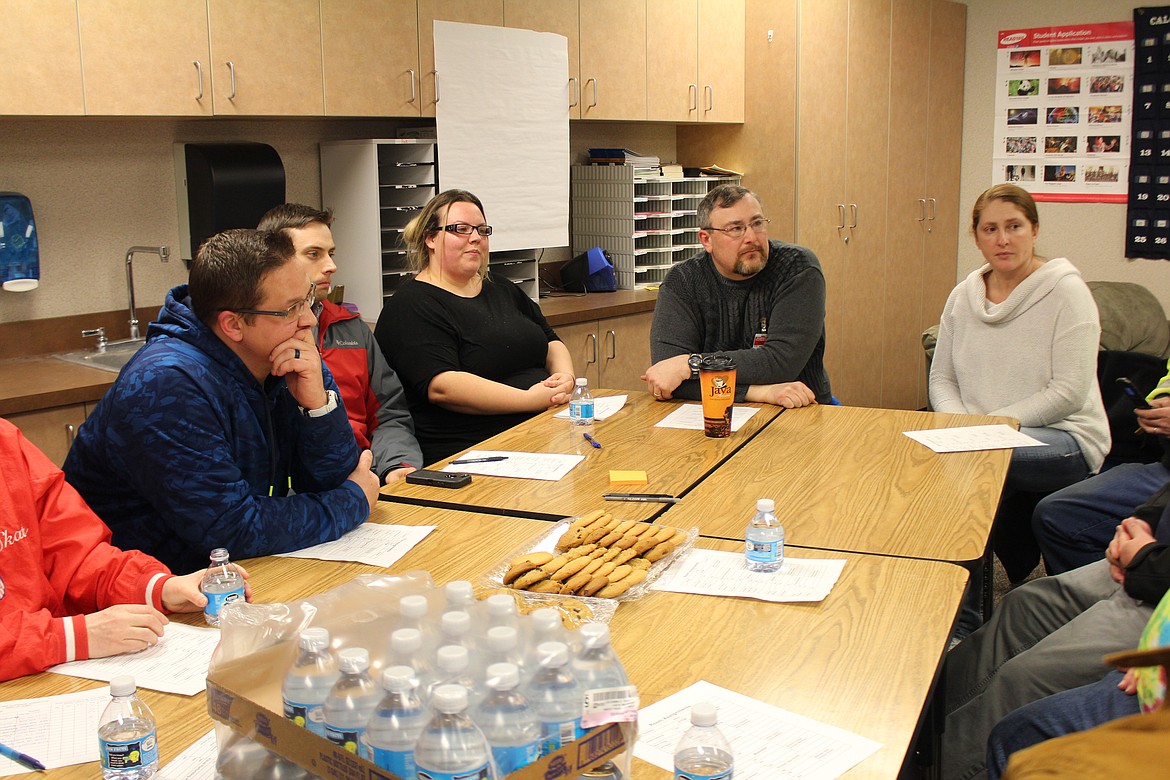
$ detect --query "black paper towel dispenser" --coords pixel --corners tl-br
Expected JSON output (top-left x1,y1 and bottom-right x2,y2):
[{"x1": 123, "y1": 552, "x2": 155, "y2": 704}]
[{"x1": 174, "y1": 142, "x2": 285, "y2": 265}]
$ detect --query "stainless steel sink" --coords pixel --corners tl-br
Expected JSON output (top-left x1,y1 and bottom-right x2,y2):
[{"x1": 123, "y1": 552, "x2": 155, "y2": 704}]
[{"x1": 55, "y1": 339, "x2": 145, "y2": 374}]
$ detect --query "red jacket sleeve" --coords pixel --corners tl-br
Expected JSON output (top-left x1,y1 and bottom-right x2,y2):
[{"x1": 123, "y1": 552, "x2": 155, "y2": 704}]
[{"x1": 0, "y1": 420, "x2": 173, "y2": 681}]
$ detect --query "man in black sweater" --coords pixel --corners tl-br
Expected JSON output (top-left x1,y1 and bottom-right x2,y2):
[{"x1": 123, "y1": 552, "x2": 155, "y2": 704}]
[{"x1": 642, "y1": 184, "x2": 832, "y2": 407}]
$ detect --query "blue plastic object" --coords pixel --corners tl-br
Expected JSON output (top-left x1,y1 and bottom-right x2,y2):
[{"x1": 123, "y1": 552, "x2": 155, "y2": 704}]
[{"x1": 0, "y1": 193, "x2": 39, "y2": 292}]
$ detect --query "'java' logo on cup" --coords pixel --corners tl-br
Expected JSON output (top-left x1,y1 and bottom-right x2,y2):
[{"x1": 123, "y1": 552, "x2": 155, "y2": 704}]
[{"x1": 709, "y1": 376, "x2": 733, "y2": 397}]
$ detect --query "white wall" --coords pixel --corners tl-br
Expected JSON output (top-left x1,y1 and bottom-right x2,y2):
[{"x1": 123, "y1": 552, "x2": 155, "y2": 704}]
[{"x1": 960, "y1": 0, "x2": 1170, "y2": 307}]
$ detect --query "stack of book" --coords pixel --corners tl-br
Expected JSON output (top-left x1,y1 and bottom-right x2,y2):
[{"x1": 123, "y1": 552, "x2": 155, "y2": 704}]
[{"x1": 588, "y1": 147, "x2": 661, "y2": 177}]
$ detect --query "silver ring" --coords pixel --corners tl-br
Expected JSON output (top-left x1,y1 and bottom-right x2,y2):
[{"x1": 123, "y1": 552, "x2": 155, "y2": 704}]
[
  {"x1": 294, "y1": 348, "x2": 301, "y2": 360},
  {"x1": 653, "y1": 391, "x2": 661, "y2": 398}
]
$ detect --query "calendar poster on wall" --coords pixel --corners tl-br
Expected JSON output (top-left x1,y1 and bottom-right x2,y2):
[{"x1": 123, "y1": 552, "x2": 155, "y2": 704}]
[{"x1": 993, "y1": 21, "x2": 1134, "y2": 203}]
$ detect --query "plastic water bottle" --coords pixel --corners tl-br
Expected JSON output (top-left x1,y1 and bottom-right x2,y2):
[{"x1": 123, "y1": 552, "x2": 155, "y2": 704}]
[
  {"x1": 398, "y1": 594, "x2": 435, "y2": 649},
  {"x1": 364, "y1": 665, "x2": 427, "y2": 778},
  {"x1": 474, "y1": 663, "x2": 541, "y2": 776},
  {"x1": 744, "y1": 498, "x2": 784, "y2": 573},
  {"x1": 201, "y1": 547, "x2": 245, "y2": 626},
  {"x1": 573, "y1": 623, "x2": 629, "y2": 690},
  {"x1": 673, "y1": 702, "x2": 734, "y2": 780},
  {"x1": 385, "y1": 628, "x2": 433, "y2": 692},
  {"x1": 444, "y1": 580, "x2": 477, "y2": 611},
  {"x1": 414, "y1": 684, "x2": 494, "y2": 780},
  {"x1": 282, "y1": 627, "x2": 340, "y2": 738},
  {"x1": 98, "y1": 676, "x2": 158, "y2": 780},
  {"x1": 482, "y1": 626, "x2": 526, "y2": 681},
  {"x1": 529, "y1": 607, "x2": 571, "y2": 653},
  {"x1": 569, "y1": 377, "x2": 595, "y2": 426},
  {"x1": 484, "y1": 593, "x2": 521, "y2": 634},
  {"x1": 324, "y1": 648, "x2": 381, "y2": 759},
  {"x1": 439, "y1": 610, "x2": 476, "y2": 654},
  {"x1": 427, "y1": 645, "x2": 481, "y2": 708},
  {"x1": 524, "y1": 642, "x2": 583, "y2": 755}
]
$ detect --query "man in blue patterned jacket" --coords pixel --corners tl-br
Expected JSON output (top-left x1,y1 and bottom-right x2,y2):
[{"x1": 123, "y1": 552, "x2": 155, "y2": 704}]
[{"x1": 64, "y1": 229, "x2": 380, "y2": 573}]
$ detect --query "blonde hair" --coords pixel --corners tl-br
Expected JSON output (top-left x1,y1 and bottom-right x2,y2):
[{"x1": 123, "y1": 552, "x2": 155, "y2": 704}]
[{"x1": 403, "y1": 189, "x2": 489, "y2": 277}]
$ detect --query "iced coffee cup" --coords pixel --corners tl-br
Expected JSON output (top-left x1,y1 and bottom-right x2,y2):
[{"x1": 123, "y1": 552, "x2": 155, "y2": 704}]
[{"x1": 698, "y1": 354, "x2": 736, "y2": 438}]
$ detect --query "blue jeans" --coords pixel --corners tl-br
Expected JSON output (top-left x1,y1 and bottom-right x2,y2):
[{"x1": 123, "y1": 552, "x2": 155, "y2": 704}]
[
  {"x1": 1006, "y1": 427, "x2": 1092, "y2": 493},
  {"x1": 986, "y1": 671, "x2": 1139, "y2": 780},
  {"x1": 1032, "y1": 461, "x2": 1170, "y2": 575}
]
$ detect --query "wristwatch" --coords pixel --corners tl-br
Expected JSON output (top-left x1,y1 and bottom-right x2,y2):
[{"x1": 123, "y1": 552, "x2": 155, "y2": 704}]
[
  {"x1": 301, "y1": 390, "x2": 339, "y2": 418},
  {"x1": 687, "y1": 353, "x2": 703, "y2": 378}
]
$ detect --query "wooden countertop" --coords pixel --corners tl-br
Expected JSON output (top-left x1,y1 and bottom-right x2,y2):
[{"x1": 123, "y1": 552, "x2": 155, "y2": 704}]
[
  {"x1": 0, "y1": 356, "x2": 116, "y2": 415},
  {"x1": 1, "y1": 291, "x2": 658, "y2": 417},
  {"x1": 539, "y1": 288, "x2": 657, "y2": 327}
]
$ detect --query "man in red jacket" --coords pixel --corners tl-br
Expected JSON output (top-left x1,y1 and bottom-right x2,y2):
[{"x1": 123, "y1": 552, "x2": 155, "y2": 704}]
[
  {"x1": 0, "y1": 419, "x2": 249, "y2": 681},
  {"x1": 259, "y1": 204, "x2": 423, "y2": 479}
]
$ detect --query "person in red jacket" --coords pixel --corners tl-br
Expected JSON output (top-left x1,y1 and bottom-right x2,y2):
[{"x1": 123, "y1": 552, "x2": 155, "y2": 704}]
[
  {"x1": 258, "y1": 204, "x2": 423, "y2": 479},
  {"x1": 0, "y1": 418, "x2": 249, "y2": 682}
]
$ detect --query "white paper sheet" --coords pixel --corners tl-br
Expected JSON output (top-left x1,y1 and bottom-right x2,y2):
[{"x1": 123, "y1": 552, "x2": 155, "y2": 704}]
[
  {"x1": 47, "y1": 623, "x2": 220, "y2": 696},
  {"x1": 0, "y1": 686, "x2": 110, "y2": 774},
  {"x1": 278, "y1": 523, "x2": 435, "y2": 567},
  {"x1": 441, "y1": 450, "x2": 584, "y2": 481},
  {"x1": 635, "y1": 681, "x2": 882, "y2": 780},
  {"x1": 654, "y1": 404, "x2": 759, "y2": 432},
  {"x1": 157, "y1": 729, "x2": 218, "y2": 780},
  {"x1": 434, "y1": 21, "x2": 569, "y2": 251},
  {"x1": 651, "y1": 548, "x2": 846, "y2": 602},
  {"x1": 903, "y1": 424, "x2": 1045, "y2": 452},
  {"x1": 553, "y1": 394, "x2": 628, "y2": 421}
]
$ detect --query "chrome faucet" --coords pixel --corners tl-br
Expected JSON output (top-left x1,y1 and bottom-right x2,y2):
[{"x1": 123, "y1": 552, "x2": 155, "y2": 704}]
[{"x1": 125, "y1": 245, "x2": 169, "y2": 341}]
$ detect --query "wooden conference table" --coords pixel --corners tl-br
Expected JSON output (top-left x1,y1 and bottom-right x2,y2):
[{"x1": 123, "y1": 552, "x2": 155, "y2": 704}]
[
  {"x1": 4, "y1": 502, "x2": 966, "y2": 780},
  {"x1": 382, "y1": 390, "x2": 782, "y2": 522},
  {"x1": 659, "y1": 403, "x2": 1014, "y2": 562}
]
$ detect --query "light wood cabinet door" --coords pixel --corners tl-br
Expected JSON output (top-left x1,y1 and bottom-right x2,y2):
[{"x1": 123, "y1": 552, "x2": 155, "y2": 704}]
[
  {"x1": 207, "y1": 0, "x2": 324, "y2": 115},
  {"x1": 504, "y1": 0, "x2": 581, "y2": 118},
  {"x1": 77, "y1": 0, "x2": 212, "y2": 116},
  {"x1": 417, "y1": 0, "x2": 505, "y2": 117},
  {"x1": 646, "y1": 0, "x2": 698, "y2": 121},
  {"x1": 322, "y1": 0, "x2": 420, "y2": 117},
  {"x1": 556, "y1": 320, "x2": 602, "y2": 387},
  {"x1": 0, "y1": 0, "x2": 83, "y2": 115},
  {"x1": 5, "y1": 405, "x2": 88, "y2": 467},
  {"x1": 579, "y1": 0, "x2": 647, "y2": 120},
  {"x1": 697, "y1": 0, "x2": 744, "y2": 122},
  {"x1": 598, "y1": 311, "x2": 652, "y2": 391}
]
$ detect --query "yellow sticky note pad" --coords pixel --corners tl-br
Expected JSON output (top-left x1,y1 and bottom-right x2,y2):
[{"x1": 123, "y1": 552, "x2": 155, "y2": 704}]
[{"x1": 609, "y1": 470, "x2": 648, "y2": 485}]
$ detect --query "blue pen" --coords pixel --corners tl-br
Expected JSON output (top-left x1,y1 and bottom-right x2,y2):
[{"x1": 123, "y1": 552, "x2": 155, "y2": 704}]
[
  {"x1": 0, "y1": 742, "x2": 45, "y2": 771},
  {"x1": 583, "y1": 433, "x2": 602, "y2": 449}
]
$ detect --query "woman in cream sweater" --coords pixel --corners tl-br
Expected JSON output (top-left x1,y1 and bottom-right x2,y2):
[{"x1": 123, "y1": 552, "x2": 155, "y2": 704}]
[{"x1": 930, "y1": 184, "x2": 1109, "y2": 631}]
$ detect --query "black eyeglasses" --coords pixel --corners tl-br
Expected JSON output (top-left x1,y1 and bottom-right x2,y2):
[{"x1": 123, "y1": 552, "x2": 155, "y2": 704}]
[
  {"x1": 228, "y1": 285, "x2": 315, "y2": 320},
  {"x1": 441, "y1": 222, "x2": 493, "y2": 237},
  {"x1": 704, "y1": 217, "x2": 771, "y2": 240}
]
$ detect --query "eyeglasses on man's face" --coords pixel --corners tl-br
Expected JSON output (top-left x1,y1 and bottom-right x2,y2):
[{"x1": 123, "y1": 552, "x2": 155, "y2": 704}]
[
  {"x1": 704, "y1": 217, "x2": 770, "y2": 240},
  {"x1": 228, "y1": 284, "x2": 315, "y2": 320},
  {"x1": 441, "y1": 222, "x2": 493, "y2": 237}
]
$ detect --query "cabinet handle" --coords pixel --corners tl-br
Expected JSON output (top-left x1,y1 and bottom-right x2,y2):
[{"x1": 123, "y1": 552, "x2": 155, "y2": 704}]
[
  {"x1": 433, "y1": 70, "x2": 440, "y2": 104},
  {"x1": 689, "y1": 83, "x2": 697, "y2": 111},
  {"x1": 569, "y1": 77, "x2": 579, "y2": 108},
  {"x1": 704, "y1": 84, "x2": 713, "y2": 112},
  {"x1": 193, "y1": 61, "x2": 203, "y2": 100},
  {"x1": 836, "y1": 204, "x2": 846, "y2": 230},
  {"x1": 606, "y1": 330, "x2": 617, "y2": 360},
  {"x1": 66, "y1": 423, "x2": 76, "y2": 449},
  {"x1": 927, "y1": 197, "x2": 937, "y2": 233},
  {"x1": 226, "y1": 61, "x2": 236, "y2": 100},
  {"x1": 407, "y1": 69, "x2": 417, "y2": 103},
  {"x1": 917, "y1": 198, "x2": 926, "y2": 223},
  {"x1": 586, "y1": 77, "x2": 598, "y2": 108},
  {"x1": 587, "y1": 333, "x2": 598, "y2": 365},
  {"x1": 848, "y1": 203, "x2": 858, "y2": 229}
]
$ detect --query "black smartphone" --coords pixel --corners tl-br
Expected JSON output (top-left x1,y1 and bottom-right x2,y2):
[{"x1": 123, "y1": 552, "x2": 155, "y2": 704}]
[
  {"x1": 405, "y1": 469, "x2": 472, "y2": 489},
  {"x1": 1117, "y1": 377, "x2": 1153, "y2": 409}
]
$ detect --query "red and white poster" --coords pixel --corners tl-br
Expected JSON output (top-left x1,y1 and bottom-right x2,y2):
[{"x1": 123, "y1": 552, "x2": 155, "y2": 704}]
[{"x1": 993, "y1": 21, "x2": 1134, "y2": 203}]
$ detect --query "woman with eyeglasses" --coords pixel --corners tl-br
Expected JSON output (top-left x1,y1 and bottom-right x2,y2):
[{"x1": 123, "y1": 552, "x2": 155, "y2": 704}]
[{"x1": 374, "y1": 190, "x2": 575, "y2": 464}]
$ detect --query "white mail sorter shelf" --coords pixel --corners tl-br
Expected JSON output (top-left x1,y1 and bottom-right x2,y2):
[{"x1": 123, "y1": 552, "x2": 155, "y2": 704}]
[
  {"x1": 571, "y1": 164, "x2": 740, "y2": 289},
  {"x1": 321, "y1": 138, "x2": 538, "y2": 317},
  {"x1": 320, "y1": 139, "x2": 437, "y2": 321}
]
